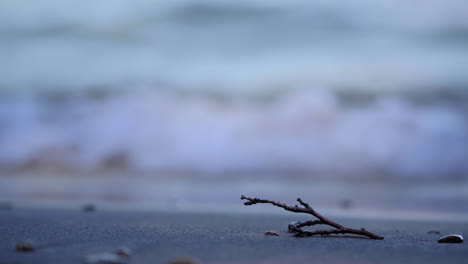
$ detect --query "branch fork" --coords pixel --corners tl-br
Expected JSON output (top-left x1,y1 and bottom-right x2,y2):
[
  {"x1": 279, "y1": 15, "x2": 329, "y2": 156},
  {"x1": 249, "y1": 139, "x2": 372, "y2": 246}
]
[{"x1": 241, "y1": 195, "x2": 383, "y2": 240}]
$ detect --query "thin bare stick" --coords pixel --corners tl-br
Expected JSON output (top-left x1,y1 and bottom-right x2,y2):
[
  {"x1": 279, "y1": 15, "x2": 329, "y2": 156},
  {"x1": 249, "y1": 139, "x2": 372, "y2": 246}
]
[
  {"x1": 241, "y1": 195, "x2": 383, "y2": 240},
  {"x1": 293, "y1": 227, "x2": 383, "y2": 239},
  {"x1": 294, "y1": 220, "x2": 323, "y2": 228}
]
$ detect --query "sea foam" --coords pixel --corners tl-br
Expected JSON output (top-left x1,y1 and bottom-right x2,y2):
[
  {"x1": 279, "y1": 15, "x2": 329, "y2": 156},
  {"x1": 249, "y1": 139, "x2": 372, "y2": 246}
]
[{"x1": 0, "y1": 88, "x2": 466, "y2": 180}]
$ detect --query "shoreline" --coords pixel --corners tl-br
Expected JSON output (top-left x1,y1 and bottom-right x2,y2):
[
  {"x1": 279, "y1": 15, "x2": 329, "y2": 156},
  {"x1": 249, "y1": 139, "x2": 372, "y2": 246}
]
[{"x1": 2, "y1": 173, "x2": 468, "y2": 222}]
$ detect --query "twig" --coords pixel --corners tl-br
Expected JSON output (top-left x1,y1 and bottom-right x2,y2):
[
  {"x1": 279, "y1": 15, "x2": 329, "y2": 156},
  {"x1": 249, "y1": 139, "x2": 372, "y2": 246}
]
[{"x1": 241, "y1": 195, "x2": 383, "y2": 240}]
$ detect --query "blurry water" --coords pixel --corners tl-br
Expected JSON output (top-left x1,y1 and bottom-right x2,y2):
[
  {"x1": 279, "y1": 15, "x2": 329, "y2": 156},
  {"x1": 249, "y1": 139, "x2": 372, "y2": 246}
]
[
  {"x1": 1, "y1": 0, "x2": 468, "y2": 180},
  {"x1": 1, "y1": 89, "x2": 467, "y2": 180},
  {"x1": 1, "y1": 0, "x2": 468, "y2": 92}
]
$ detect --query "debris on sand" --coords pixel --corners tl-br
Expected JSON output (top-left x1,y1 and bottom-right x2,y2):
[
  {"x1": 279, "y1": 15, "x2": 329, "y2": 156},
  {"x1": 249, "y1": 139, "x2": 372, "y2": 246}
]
[
  {"x1": 15, "y1": 241, "x2": 34, "y2": 252},
  {"x1": 84, "y1": 252, "x2": 127, "y2": 264},
  {"x1": 438, "y1": 234, "x2": 463, "y2": 243},
  {"x1": 264, "y1": 231, "x2": 280, "y2": 236},
  {"x1": 242, "y1": 195, "x2": 384, "y2": 240}
]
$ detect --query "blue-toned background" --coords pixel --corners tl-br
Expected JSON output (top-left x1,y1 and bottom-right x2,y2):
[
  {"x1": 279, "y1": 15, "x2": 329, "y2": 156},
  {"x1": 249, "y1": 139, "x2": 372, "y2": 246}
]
[{"x1": 1, "y1": 0, "x2": 467, "y2": 218}]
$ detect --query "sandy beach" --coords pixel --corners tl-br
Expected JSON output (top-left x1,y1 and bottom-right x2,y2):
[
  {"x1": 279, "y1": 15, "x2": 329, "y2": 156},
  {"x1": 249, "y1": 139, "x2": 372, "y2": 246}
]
[
  {"x1": 0, "y1": 208, "x2": 466, "y2": 264},
  {"x1": 1, "y1": 1, "x2": 468, "y2": 263}
]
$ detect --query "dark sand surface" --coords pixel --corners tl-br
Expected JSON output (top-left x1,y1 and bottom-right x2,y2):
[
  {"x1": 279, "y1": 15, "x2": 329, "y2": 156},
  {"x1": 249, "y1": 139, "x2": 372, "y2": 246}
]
[{"x1": 0, "y1": 208, "x2": 467, "y2": 264}]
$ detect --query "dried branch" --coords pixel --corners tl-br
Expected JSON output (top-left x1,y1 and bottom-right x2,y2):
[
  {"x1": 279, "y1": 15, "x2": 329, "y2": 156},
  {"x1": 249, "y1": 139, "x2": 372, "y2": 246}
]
[{"x1": 241, "y1": 195, "x2": 383, "y2": 240}]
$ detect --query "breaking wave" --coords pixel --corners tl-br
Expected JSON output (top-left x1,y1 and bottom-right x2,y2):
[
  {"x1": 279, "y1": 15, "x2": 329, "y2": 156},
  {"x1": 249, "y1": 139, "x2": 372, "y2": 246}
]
[{"x1": 1, "y1": 88, "x2": 467, "y2": 180}]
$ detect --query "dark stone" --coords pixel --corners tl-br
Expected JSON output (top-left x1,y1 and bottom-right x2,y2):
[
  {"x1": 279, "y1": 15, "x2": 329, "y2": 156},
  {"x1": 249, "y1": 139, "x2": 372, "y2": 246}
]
[
  {"x1": 82, "y1": 204, "x2": 96, "y2": 212},
  {"x1": 438, "y1": 234, "x2": 463, "y2": 243},
  {"x1": 0, "y1": 202, "x2": 13, "y2": 210},
  {"x1": 115, "y1": 247, "x2": 131, "y2": 258},
  {"x1": 15, "y1": 241, "x2": 34, "y2": 252}
]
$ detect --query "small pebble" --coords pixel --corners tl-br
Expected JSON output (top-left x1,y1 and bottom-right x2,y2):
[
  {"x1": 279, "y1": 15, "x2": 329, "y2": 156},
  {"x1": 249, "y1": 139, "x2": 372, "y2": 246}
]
[
  {"x1": 438, "y1": 234, "x2": 463, "y2": 243},
  {"x1": 0, "y1": 201, "x2": 13, "y2": 210},
  {"x1": 115, "y1": 247, "x2": 131, "y2": 258},
  {"x1": 428, "y1": 230, "x2": 440, "y2": 235},
  {"x1": 84, "y1": 252, "x2": 127, "y2": 264},
  {"x1": 15, "y1": 241, "x2": 34, "y2": 252},
  {"x1": 264, "y1": 231, "x2": 279, "y2": 236},
  {"x1": 170, "y1": 257, "x2": 200, "y2": 264},
  {"x1": 82, "y1": 204, "x2": 96, "y2": 212},
  {"x1": 339, "y1": 199, "x2": 353, "y2": 210}
]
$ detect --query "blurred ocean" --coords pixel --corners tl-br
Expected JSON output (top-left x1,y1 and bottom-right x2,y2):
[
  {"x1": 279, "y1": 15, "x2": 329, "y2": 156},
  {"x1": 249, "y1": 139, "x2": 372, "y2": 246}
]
[{"x1": 1, "y1": 0, "x2": 468, "y2": 181}]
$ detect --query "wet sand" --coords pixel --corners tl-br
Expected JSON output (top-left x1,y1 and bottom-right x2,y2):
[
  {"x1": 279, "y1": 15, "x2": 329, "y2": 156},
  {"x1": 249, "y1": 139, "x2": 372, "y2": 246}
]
[
  {"x1": 0, "y1": 208, "x2": 466, "y2": 264},
  {"x1": 3, "y1": 173, "x2": 468, "y2": 222}
]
